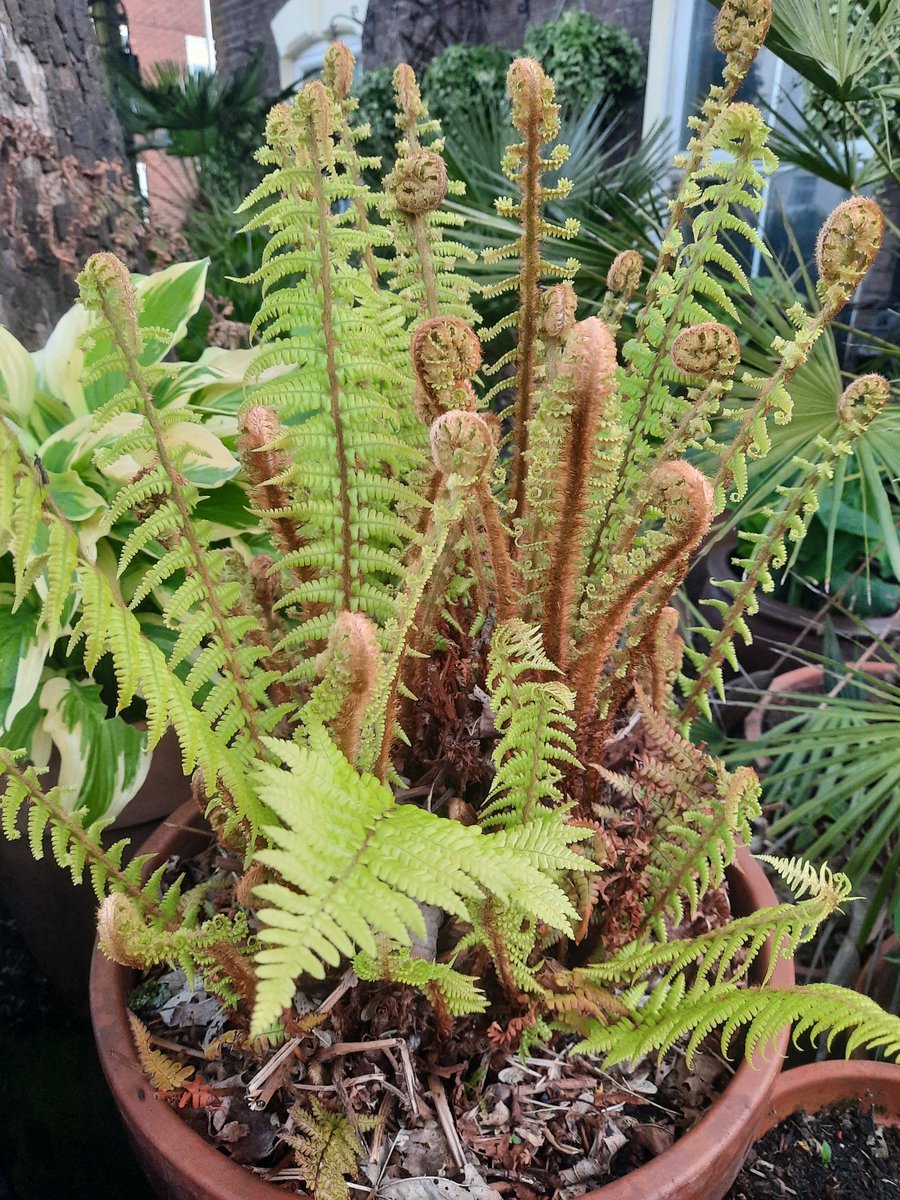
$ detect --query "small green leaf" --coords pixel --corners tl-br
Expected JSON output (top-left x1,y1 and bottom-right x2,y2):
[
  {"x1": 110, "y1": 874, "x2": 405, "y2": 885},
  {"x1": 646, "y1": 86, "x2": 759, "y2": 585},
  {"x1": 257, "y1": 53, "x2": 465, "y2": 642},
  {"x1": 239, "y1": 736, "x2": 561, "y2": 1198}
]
[
  {"x1": 47, "y1": 469, "x2": 106, "y2": 522},
  {"x1": 0, "y1": 325, "x2": 36, "y2": 423}
]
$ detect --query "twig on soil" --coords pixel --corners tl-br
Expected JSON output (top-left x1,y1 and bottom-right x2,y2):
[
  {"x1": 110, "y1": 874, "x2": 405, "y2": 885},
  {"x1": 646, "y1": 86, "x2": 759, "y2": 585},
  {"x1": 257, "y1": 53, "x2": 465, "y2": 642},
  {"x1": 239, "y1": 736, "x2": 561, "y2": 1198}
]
[
  {"x1": 247, "y1": 1038, "x2": 303, "y2": 1109},
  {"x1": 428, "y1": 1074, "x2": 467, "y2": 1172},
  {"x1": 318, "y1": 1038, "x2": 429, "y2": 1120}
]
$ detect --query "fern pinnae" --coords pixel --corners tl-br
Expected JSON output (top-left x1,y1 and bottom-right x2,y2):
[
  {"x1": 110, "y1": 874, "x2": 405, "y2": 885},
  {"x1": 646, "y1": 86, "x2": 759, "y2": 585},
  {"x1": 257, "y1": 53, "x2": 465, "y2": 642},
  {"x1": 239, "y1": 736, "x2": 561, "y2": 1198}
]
[
  {"x1": 682, "y1": 373, "x2": 889, "y2": 721},
  {"x1": 483, "y1": 619, "x2": 579, "y2": 828},
  {"x1": 323, "y1": 42, "x2": 382, "y2": 289}
]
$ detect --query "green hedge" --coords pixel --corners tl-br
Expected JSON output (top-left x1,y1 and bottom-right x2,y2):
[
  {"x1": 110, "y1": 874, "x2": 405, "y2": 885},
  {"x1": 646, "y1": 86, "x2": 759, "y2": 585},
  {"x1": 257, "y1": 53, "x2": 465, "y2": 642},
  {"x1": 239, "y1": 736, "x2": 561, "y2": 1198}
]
[{"x1": 354, "y1": 11, "x2": 643, "y2": 170}]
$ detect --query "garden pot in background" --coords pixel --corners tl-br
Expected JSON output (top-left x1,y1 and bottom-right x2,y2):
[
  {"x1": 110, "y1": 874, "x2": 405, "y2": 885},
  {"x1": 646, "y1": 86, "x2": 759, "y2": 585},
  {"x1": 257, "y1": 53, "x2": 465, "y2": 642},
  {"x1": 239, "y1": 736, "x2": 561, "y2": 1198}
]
[
  {"x1": 695, "y1": 533, "x2": 899, "y2": 676},
  {"x1": 743, "y1": 661, "x2": 896, "y2": 748},
  {"x1": 0, "y1": 727, "x2": 189, "y2": 1014},
  {"x1": 755, "y1": 1060, "x2": 900, "y2": 1136},
  {"x1": 91, "y1": 801, "x2": 793, "y2": 1200}
]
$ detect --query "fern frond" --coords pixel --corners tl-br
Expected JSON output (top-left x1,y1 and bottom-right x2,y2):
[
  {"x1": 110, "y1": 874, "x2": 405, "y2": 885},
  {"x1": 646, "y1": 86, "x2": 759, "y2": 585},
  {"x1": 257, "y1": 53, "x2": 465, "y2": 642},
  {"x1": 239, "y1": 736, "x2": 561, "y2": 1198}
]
[
  {"x1": 241, "y1": 86, "x2": 424, "y2": 652},
  {"x1": 353, "y1": 940, "x2": 488, "y2": 1023},
  {"x1": 284, "y1": 1097, "x2": 371, "y2": 1200},
  {"x1": 574, "y1": 981, "x2": 900, "y2": 1068},
  {"x1": 249, "y1": 729, "x2": 592, "y2": 1034},
  {"x1": 482, "y1": 619, "x2": 579, "y2": 827},
  {"x1": 127, "y1": 1012, "x2": 195, "y2": 1092}
]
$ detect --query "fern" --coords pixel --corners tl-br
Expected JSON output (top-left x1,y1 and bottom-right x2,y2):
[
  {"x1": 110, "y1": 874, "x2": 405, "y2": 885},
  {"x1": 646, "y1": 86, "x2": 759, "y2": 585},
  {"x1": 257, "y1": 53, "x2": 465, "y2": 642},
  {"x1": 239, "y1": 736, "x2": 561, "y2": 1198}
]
[
  {"x1": 249, "y1": 728, "x2": 593, "y2": 1034},
  {"x1": 481, "y1": 619, "x2": 579, "y2": 827},
  {"x1": 353, "y1": 940, "x2": 489, "y2": 1028},
  {"x1": 2, "y1": 0, "x2": 898, "y2": 1114},
  {"x1": 284, "y1": 1098, "x2": 373, "y2": 1200},
  {"x1": 381, "y1": 63, "x2": 477, "y2": 322},
  {"x1": 127, "y1": 1012, "x2": 195, "y2": 1092},
  {"x1": 239, "y1": 85, "x2": 424, "y2": 659},
  {"x1": 681, "y1": 374, "x2": 890, "y2": 719},
  {"x1": 574, "y1": 981, "x2": 900, "y2": 1068},
  {"x1": 78, "y1": 256, "x2": 287, "y2": 762},
  {"x1": 481, "y1": 57, "x2": 580, "y2": 520}
]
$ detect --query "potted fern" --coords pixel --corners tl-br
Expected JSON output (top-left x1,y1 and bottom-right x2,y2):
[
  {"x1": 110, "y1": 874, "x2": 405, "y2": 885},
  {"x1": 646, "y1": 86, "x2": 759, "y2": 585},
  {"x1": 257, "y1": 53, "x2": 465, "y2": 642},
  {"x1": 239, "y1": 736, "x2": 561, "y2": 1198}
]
[{"x1": 2, "y1": 3, "x2": 899, "y2": 1198}]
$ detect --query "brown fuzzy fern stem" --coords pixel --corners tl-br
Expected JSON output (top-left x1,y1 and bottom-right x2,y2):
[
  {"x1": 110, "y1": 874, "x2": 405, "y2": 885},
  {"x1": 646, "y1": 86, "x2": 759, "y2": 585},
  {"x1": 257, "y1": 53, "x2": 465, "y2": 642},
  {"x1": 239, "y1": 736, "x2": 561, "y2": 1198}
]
[
  {"x1": 313, "y1": 612, "x2": 381, "y2": 764},
  {"x1": 541, "y1": 318, "x2": 617, "y2": 668},
  {"x1": 507, "y1": 58, "x2": 554, "y2": 523},
  {"x1": 238, "y1": 405, "x2": 306, "y2": 558},
  {"x1": 571, "y1": 461, "x2": 712, "y2": 726}
]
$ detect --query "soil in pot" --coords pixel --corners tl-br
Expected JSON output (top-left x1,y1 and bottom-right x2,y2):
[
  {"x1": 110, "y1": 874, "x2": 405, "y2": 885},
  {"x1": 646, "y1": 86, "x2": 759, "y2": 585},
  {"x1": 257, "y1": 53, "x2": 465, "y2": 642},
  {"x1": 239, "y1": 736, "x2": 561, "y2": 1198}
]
[{"x1": 726, "y1": 1103, "x2": 900, "y2": 1199}]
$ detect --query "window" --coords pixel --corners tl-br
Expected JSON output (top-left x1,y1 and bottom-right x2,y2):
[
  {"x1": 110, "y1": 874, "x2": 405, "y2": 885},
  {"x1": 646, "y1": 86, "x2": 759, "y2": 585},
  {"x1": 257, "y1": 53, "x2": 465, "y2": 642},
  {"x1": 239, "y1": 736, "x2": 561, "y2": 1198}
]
[
  {"x1": 293, "y1": 33, "x2": 362, "y2": 84},
  {"x1": 184, "y1": 34, "x2": 214, "y2": 76},
  {"x1": 645, "y1": 0, "x2": 870, "y2": 280}
]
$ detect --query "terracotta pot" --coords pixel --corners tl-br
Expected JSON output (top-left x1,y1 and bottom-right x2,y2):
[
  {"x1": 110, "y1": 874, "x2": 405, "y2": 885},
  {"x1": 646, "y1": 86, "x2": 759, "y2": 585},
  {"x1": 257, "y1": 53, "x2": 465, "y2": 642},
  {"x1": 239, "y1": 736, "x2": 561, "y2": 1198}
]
[
  {"x1": 92, "y1": 802, "x2": 793, "y2": 1200},
  {"x1": 744, "y1": 661, "x2": 896, "y2": 748},
  {"x1": 755, "y1": 1060, "x2": 900, "y2": 1137},
  {"x1": 0, "y1": 726, "x2": 189, "y2": 1012},
  {"x1": 856, "y1": 934, "x2": 900, "y2": 1011},
  {"x1": 698, "y1": 533, "x2": 899, "y2": 676}
]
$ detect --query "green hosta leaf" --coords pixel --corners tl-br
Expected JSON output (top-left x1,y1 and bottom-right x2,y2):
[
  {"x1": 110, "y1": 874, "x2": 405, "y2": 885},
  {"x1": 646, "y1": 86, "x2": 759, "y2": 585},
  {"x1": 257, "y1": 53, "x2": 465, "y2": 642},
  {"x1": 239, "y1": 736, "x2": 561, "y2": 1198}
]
[
  {"x1": 0, "y1": 585, "x2": 54, "y2": 734},
  {"x1": 46, "y1": 469, "x2": 106, "y2": 522},
  {"x1": 37, "y1": 677, "x2": 151, "y2": 820},
  {"x1": 0, "y1": 325, "x2": 36, "y2": 423},
  {"x1": 132, "y1": 259, "x2": 209, "y2": 360},
  {"x1": 32, "y1": 303, "x2": 92, "y2": 417}
]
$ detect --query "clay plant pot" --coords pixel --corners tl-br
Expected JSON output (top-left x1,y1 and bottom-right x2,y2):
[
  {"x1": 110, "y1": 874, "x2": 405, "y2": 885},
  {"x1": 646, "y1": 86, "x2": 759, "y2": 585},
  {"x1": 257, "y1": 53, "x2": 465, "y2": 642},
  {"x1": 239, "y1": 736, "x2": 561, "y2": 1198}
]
[
  {"x1": 0, "y1": 726, "x2": 189, "y2": 1013},
  {"x1": 91, "y1": 802, "x2": 794, "y2": 1200},
  {"x1": 697, "y1": 533, "x2": 899, "y2": 676},
  {"x1": 743, "y1": 661, "x2": 896, "y2": 748},
  {"x1": 755, "y1": 1060, "x2": 900, "y2": 1137}
]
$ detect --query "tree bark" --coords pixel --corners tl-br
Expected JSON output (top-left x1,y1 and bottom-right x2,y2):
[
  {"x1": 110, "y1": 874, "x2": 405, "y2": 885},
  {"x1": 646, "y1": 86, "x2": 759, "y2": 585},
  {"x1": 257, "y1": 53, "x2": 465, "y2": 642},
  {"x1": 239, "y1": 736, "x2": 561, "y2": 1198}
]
[{"x1": 0, "y1": 0, "x2": 130, "y2": 347}]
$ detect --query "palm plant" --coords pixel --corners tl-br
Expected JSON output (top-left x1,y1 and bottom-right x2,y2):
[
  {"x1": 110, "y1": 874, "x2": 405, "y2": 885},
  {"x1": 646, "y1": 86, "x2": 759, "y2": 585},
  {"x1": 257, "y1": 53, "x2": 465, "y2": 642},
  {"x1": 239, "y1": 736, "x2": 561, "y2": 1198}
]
[{"x1": 725, "y1": 639, "x2": 900, "y2": 996}]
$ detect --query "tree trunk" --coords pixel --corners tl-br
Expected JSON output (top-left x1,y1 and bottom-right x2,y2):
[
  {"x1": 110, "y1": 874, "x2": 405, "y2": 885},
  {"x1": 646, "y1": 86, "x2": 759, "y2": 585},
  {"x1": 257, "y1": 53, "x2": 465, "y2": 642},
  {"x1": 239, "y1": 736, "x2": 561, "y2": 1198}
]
[{"x1": 0, "y1": 0, "x2": 132, "y2": 347}]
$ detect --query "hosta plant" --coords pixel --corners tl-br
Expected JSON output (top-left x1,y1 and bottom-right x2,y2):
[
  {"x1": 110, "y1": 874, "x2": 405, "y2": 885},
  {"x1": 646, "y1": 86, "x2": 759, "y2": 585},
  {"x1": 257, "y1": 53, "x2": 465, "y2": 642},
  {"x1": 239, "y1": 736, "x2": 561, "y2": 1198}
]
[
  {"x1": 0, "y1": 258, "x2": 251, "y2": 821},
  {"x1": 2, "y1": 3, "x2": 900, "y2": 1196}
]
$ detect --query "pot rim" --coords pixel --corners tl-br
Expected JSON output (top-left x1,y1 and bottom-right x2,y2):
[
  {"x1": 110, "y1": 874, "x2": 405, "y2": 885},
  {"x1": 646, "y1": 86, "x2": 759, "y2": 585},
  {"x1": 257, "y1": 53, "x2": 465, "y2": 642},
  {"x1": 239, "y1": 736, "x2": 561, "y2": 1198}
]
[
  {"x1": 743, "y1": 660, "x2": 897, "y2": 744},
  {"x1": 757, "y1": 1060, "x2": 900, "y2": 1136},
  {"x1": 92, "y1": 803, "x2": 794, "y2": 1200}
]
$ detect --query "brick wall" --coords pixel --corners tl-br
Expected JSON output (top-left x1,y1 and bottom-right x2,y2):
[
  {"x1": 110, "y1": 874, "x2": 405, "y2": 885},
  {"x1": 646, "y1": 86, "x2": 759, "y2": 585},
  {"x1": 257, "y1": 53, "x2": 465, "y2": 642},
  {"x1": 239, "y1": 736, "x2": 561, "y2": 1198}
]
[
  {"x1": 209, "y1": 0, "x2": 282, "y2": 95},
  {"x1": 123, "y1": 0, "x2": 210, "y2": 225},
  {"x1": 126, "y1": 0, "x2": 207, "y2": 66}
]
